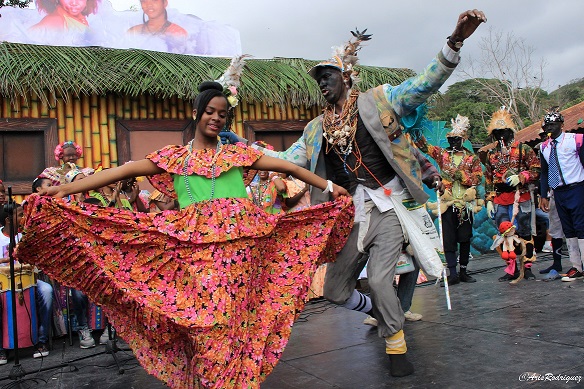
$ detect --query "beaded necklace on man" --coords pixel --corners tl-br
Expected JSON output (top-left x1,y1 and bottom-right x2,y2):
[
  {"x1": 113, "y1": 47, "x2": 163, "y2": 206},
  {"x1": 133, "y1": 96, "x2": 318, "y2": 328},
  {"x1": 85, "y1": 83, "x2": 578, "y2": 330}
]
[
  {"x1": 323, "y1": 92, "x2": 394, "y2": 196},
  {"x1": 182, "y1": 140, "x2": 222, "y2": 203},
  {"x1": 322, "y1": 91, "x2": 359, "y2": 156}
]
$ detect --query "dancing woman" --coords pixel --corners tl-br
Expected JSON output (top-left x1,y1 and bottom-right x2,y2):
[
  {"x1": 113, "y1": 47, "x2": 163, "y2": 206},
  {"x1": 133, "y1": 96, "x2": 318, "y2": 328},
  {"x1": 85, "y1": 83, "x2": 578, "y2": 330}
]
[{"x1": 16, "y1": 81, "x2": 353, "y2": 389}]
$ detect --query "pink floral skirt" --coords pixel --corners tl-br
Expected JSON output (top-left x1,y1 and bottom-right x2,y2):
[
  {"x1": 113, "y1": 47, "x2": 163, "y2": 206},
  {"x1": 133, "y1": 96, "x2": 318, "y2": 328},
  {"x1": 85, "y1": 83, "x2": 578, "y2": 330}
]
[{"x1": 16, "y1": 195, "x2": 353, "y2": 389}]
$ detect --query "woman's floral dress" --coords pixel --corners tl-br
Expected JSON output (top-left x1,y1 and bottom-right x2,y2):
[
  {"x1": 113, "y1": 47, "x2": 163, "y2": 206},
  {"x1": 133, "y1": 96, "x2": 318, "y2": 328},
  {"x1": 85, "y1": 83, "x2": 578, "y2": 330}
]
[{"x1": 16, "y1": 143, "x2": 353, "y2": 389}]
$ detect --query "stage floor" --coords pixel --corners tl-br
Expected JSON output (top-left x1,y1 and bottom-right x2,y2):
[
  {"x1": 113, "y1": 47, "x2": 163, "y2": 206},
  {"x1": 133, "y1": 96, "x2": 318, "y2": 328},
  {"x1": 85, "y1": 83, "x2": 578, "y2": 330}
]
[{"x1": 0, "y1": 251, "x2": 582, "y2": 389}]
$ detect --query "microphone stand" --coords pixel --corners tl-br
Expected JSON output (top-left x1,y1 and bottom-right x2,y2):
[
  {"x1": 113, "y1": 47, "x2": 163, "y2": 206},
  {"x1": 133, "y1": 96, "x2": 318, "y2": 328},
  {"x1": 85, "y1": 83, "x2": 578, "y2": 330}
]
[{"x1": 4, "y1": 187, "x2": 26, "y2": 382}]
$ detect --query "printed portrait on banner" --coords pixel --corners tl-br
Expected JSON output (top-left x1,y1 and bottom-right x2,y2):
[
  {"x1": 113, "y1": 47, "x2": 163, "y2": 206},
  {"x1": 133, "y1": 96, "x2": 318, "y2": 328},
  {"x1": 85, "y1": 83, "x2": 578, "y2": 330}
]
[{"x1": 0, "y1": 0, "x2": 241, "y2": 57}]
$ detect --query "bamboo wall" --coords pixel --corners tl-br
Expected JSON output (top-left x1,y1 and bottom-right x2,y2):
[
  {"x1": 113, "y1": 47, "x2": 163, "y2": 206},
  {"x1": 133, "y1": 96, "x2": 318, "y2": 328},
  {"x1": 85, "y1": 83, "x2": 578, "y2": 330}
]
[{"x1": 2, "y1": 91, "x2": 321, "y2": 203}]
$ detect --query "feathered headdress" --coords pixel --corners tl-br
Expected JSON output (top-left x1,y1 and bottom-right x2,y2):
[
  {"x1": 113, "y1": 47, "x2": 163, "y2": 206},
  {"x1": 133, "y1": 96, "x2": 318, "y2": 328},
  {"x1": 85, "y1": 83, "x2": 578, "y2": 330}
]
[
  {"x1": 446, "y1": 114, "x2": 471, "y2": 139},
  {"x1": 487, "y1": 106, "x2": 516, "y2": 135},
  {"x1": 215, "y1": 54, "x2": 250, "y2": 109},
  {"x1": 308, "y1": 28, "x2": 372, "y2": 86}
]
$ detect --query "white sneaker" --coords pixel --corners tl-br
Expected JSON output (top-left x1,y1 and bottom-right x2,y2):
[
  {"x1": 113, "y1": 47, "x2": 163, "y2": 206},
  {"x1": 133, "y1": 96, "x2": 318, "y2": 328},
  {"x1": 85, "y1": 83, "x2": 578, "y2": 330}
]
[
  {"x1": 542, "y1": 241, "x2": 553, "y2": 253},
  {"x1": 363, "y1": 315, "x2": 378, "y2": 327},
  {"x1": 78, "y1": 328, "x2": 96, "y2": 349},
  {"x1": 404, "y1": 311, "x2": 423, "y2": 321},
  {"x1": 100, "y1": 328, "x2": 115, "y2": 345}
]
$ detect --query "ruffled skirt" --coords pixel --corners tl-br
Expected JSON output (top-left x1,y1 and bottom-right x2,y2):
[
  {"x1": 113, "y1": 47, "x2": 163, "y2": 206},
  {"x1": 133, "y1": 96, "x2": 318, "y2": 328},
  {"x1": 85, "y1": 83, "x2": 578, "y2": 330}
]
[{"x1": 16, "y1": 195, "x2": 353, "y2": 389}]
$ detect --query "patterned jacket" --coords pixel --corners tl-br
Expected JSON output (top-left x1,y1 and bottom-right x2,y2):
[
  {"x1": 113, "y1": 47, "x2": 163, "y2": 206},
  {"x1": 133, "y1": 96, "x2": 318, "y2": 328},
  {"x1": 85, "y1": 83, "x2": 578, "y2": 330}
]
[
  {"x1": 416, "y1": 137, "x2": 482, "y2": 193},
  {"x1": 484, "y1": 141, "x2": 540, "y2": 203},
  {"x1": 266, "y1": 50, "x2": 457, "y2": 205}
]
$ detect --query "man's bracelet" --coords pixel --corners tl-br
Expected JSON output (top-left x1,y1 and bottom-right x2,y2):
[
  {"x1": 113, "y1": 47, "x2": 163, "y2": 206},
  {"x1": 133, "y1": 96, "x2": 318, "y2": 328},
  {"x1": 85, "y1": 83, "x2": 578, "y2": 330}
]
[{"x1": 322, "y1": 180, "x2": 334, "y2": 194}]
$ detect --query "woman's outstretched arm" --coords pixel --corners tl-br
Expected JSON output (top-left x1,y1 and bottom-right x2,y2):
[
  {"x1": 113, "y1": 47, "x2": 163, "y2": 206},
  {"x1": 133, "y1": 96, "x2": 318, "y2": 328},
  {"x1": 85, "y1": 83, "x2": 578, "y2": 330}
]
[{"x1": 40, "y1": 160, "x2": 164, "y2": 198}]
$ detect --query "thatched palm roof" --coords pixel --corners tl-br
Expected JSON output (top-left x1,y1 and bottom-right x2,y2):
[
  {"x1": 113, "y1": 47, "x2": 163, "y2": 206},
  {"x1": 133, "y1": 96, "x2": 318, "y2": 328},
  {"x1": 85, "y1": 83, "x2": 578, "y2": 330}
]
[{"x1": 0, "y1": 42, "x2": 415, "y2": 106}]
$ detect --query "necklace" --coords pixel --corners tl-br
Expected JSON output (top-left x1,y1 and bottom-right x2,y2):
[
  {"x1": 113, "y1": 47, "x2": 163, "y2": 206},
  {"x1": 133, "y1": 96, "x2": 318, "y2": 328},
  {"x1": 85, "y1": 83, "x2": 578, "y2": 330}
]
[
  {"x1": 182, "y1": 140, "x2": 222, "y2": 203},
  {"x1": 322, "y1": 91, "x2": 359, "y2": 156}
]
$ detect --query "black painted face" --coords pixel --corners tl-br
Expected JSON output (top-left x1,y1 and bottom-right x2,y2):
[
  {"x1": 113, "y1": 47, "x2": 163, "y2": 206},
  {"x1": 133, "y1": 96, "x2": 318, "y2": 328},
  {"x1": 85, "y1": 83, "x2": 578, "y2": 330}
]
[
  {"x1": 491, "y1": 128, "x2": 514, "y2": 145},
  {"x1": 314, "y1": 67, "x2": 347, "y2": 105},
  {"x1": 542, "y1": 122, "x2": 563, "y2": 140},
  {"x1": 447, "y1": 136, "x2": 463, "y2": 151}
]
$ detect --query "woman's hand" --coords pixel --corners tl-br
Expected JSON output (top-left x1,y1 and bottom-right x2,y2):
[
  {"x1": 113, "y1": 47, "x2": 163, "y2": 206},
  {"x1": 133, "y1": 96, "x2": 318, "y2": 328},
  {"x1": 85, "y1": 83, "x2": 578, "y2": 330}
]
[
  {"x1": 331, "y1": 184, "x2": 349, "y2": 199},
  {"x1": 38, "y1": 186, "x2": 67, "y2": 198}
]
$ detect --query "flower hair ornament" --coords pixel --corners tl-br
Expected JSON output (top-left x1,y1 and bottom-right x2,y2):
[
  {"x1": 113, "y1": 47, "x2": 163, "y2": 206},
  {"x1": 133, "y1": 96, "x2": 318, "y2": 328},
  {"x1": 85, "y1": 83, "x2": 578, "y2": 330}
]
[
  {"x1": 215, "y1": 54, "x2": 251, "y2": 109},
  {"x1": 215, "y1": 54, "x2": 250, "y2": 132},
  {"x1": 54, "y1": 141, "x2": 82, "y2": 162},
  {"x1": 308, "y1": 28, "x2": 373, "y2": 87}
]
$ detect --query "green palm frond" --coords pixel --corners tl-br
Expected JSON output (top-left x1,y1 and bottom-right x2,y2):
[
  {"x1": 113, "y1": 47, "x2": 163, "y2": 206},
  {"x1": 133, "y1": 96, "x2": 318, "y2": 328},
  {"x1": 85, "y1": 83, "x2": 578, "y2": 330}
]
[{"x1": 0, "y1": 42, "x2": 415, "y2": 106}]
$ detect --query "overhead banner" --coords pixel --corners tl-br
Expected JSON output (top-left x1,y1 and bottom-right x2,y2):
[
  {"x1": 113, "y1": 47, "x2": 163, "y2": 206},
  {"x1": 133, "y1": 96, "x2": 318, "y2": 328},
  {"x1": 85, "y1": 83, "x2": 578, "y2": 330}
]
[{"x1": 0, "y1": 0, "x2": 241, "y2": 56}]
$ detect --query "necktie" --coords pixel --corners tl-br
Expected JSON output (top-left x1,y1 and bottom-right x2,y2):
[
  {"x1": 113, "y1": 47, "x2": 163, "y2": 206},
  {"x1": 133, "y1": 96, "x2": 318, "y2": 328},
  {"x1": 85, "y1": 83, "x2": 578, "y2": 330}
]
[{"x1": 548, "y1": 140, "x2": 561, "y2": 189}]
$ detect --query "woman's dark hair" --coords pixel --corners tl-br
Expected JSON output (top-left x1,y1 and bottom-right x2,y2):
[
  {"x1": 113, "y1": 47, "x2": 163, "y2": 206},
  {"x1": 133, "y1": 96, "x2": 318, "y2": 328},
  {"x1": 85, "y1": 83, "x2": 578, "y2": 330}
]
[
  {"x1": 193, "y1": 81, "x2": 227, "y2": 126},
  {"x1": 36, "y1": 0, "x2": 101, "y2": 16},
  {"x1": 32, "y1": 177, "x2": 49, "y2": 193}
]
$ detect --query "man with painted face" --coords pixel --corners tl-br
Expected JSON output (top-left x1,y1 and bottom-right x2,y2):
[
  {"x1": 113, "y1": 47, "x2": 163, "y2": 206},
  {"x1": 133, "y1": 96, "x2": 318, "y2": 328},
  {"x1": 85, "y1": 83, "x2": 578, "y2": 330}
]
[
  {"x1": 256, "y1": 10, "x2": 486, "y2": 377},
  {"x1": 416, "y1": 115, "x2": 483, "y2": 285},
  {"x1": 539, "y1": 109, "x2": 584, "y2": 281},
  {"x1": 484, "y1": 108, "x2": 540, "y2": 281}
]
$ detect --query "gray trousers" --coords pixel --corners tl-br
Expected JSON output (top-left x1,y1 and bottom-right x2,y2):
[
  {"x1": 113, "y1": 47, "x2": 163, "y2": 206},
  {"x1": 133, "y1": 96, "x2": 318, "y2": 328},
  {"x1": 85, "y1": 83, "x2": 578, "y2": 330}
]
[{"x1": 323, "y1": 207, "x2": 405, "y2": 338}]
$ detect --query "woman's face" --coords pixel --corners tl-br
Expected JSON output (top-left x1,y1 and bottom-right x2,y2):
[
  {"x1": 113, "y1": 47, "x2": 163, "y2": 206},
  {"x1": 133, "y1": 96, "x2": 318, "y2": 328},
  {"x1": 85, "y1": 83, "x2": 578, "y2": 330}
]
[
  {"x1": 62, "y1": 146, "x2": 79, "y2": 164},
  {"x1": 140, "y1": 0, "x2": 168, "y2": 20},
  {"x1": 60, "y1": 0, "x2": 88, "y2": 17},
  {"x1": 194, "y1": 96, "x2": 228, "y2": 141}
]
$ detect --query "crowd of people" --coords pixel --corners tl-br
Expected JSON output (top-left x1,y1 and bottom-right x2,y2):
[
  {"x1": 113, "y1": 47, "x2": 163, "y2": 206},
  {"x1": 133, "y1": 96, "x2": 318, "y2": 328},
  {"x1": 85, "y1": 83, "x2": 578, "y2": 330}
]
[{"x1": 0, "y1": 7, "x2": 582, "y2": 389}]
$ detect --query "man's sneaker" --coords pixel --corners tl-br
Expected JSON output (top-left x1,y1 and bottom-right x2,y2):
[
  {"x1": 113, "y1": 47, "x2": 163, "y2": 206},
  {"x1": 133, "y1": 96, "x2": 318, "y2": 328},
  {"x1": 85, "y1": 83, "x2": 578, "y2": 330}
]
[
  {"x1": 78, "y1": 328, "x2": 95, "y2": 349},
  {"x1": 542, "y1": 241, "x2": 553, "y2": 253},
  {"x1": 33, "y1": 343, "x2": 49, "y2": 359},
  {"x1": 561, "y1": 268, "x2": 584, "y2": 282},
  {"x1": 363, "y1": 315, "x2": 378, "y2": 327},
  {"x1": 100, "y1": 327, "x2": 115, "y2": 345},
  {"x1": 0, "y1": 350, "x2": 7, "y2": 365},
  {"x1": 404, "y1": 311, "x2": 423, "y2": 321}
]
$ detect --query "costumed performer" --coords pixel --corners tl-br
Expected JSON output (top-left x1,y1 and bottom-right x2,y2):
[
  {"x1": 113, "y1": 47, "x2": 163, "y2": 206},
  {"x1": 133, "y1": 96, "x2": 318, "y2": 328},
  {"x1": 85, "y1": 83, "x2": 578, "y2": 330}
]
[
  {"x1": 15, "y1": 80, "x2": 353, "y2": 389},
  {"x1": 253, "y1": 10, "x2": 487, "y2": 377},
  {"x1": 415, "y1": 114, "x2": 483, "y2": 285},
  {"x1": 483, "y1": 107, "x2": 540, "y2": 281},
  {"x1": 539, "y1": 108, "x2": 584, "y2": 282}
]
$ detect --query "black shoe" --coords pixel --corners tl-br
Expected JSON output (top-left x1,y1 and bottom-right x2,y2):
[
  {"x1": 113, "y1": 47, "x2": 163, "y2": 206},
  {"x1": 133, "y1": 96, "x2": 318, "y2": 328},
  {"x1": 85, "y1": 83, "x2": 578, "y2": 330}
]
[
  {"x1": 498, "y1": 272, "x2": 518, "y2": 282},
  {"x1": 459, "y1": 269, "x2": 477, "y2": 283},
  {"x1": 388, "y1": 353, "x2": 414, "y2": 377},
  {"x1": 440, "y1": 274, "x2": 460, "y2": 287},
  {"x1": 524, "y1": 267, "x2": 536, "y2": 280}
]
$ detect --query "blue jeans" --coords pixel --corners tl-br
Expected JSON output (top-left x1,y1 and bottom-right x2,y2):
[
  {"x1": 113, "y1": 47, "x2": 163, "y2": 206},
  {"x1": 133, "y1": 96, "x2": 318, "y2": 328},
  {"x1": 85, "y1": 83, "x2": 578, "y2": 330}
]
[
  {"x1": 70, "y1": 288, "x2": 89, "y2": 329},
  {"x1": 494, "y1": 201, "x2": 532, "y2": 238},
  {"x1": 36, "y1": 280, "x2": 53, "y2": 344},
  {"x1": 397, "y1": 263, "x2": 419, "y2": 313}
]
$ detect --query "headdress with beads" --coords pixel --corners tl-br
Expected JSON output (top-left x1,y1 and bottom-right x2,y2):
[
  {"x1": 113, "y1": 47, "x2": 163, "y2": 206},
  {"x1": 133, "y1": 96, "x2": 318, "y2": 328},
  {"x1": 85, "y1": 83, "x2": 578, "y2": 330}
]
[
  {"x1": 486, "y1": 107, "x2": 516, "y2": 135},
  {"x1": 542, "y1": 107, "x2": 564, "y2": 127},
  {"x1": 54, "y1": 141, "x2": 82, "y2": 162},
  {"x1": 308, "y1": 28, "x2": 372, "y2": 86},
  {"x1": 446, "y1": 114, "x2": 470, "y2": 139}
]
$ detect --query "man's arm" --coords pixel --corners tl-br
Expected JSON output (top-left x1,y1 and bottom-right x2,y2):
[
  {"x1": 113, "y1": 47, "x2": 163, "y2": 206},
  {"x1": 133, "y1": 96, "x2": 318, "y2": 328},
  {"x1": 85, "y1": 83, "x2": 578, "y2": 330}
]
[{"x1": 385, "y1": 10, "x2": 486, "y2": 118}]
